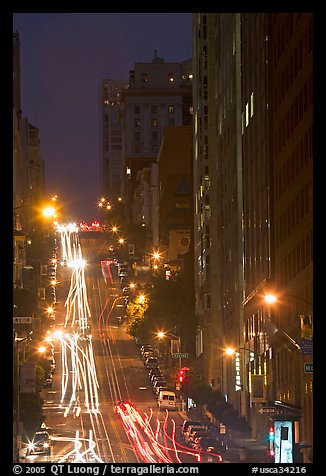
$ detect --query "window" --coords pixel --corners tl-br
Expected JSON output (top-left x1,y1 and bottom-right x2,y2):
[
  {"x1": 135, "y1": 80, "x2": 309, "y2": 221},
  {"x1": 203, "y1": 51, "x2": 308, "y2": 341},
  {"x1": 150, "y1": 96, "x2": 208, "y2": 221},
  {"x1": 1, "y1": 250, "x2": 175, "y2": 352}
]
[
  {"x1": 151, "y1": 131, "x2": 158, "y2": 141},
  {"x1": 134, "y1": 118, "x2": 141, "y2": 128},
  {"x1": 134, "y1": 105, "x2": 140, "y2": 114},
  {"x1": 168, "y1": 72, "x2": 174, "y2": 82},
  {"x1": 134, "y1": 131, "x2": 141, "y2": 142},
  {"x1": 151, "y1": 118, "x2": 158, "y2": 128},
  {"x1": 151, "y1": 105, "x2": 158, "y2": 114},
  {"x1": 168, "y1": 105, "x2": 175, "y2": 114},
  {"x1": 168, "y1": 118, "x2": 175, "y2": 126},
  {"x1": 142, "y1": 73, "x2": 148, "y2": 83},
  {"x1": 204, "y1": 293, "x2": 211, "y2": 310}
]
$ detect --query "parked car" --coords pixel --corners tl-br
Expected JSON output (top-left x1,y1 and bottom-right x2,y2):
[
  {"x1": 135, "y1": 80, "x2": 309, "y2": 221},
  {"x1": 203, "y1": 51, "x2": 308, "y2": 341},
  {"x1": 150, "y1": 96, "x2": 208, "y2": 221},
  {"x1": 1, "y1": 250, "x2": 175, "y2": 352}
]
[
  {"x1": 193, "y1": 436, "x2": 221, "y2": 452},
  {"x1": 152, "y1": 379, "x2": 167, "y2": 393},
  {"x1": 182, "y1": 420, "x2": 202, "y2": 434},
  {"x1": 158, "y1": 390, "x2": 178, "y2": 411},
  {"x1": 188, "y1": 429, "x2": 213, "y2": 446},
  {"x1": 144, "y1": 357, "x2": 159, "y2": 369},
  {"x1": 154, "y1": 385, "x2": 168, "y2": 397},
  {"x1": 185, "y1": 425, "x2": 208, "y2": 444}
]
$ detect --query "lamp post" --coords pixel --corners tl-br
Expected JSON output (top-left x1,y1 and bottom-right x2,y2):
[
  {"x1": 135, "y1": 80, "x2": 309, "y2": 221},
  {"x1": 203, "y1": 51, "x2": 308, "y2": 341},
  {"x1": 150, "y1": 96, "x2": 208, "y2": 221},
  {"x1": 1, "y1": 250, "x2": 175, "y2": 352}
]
[
  {"x1": 156, "y1": 330, "x2": 182, "y2": 370},
  {"x1": 225, "y1": 346, "x2": 255, "y2": 416}
]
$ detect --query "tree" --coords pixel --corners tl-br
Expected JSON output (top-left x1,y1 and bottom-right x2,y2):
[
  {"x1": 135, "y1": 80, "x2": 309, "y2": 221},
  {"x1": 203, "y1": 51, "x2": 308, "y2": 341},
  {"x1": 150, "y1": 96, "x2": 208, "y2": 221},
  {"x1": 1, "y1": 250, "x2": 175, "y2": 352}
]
[
  {"x1": 145, "y1": 275, "x2": 197, "y2": 345},
  {"x1": 182, "y1": 369, "x2": 251, "y2": 434},
  {"x1": 126, "y1": 294, "x2": 149, "y2": 338}
]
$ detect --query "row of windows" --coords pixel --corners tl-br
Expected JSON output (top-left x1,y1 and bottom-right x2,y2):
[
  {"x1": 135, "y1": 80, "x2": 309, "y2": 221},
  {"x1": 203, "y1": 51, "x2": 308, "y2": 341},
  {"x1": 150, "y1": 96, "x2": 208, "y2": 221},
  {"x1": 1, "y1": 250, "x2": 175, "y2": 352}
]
[
  {"x1": 131, "y1": 143, "x2": 160, "y2": 154},
  {"x1": 275, "y1": 127, "x2": 312, "y2": 200},
  {"x1": 133, "y1": 104, "x2": 175, "y2": 115},
  {"x1": 104, "y1": 143, "x2": 122, "y2": 151},
  {"x1": 134, "y1": 117, "x2": 176, "y2": 128},
  {"x1": 134, "y1": 130, "x2": 160, "y2": 142},
  {"x1": 129, "y1": 71, "x2": 177, "y2": 84},
  {"x1": 276, "y1": 231, "x2": 312, "y2": 288},
  {"x1": 276, "y1": 181, "x2": 312, "y2": 246},
  {"x1": 275, "y1": 76, "x2": 312, "y2": 154}
]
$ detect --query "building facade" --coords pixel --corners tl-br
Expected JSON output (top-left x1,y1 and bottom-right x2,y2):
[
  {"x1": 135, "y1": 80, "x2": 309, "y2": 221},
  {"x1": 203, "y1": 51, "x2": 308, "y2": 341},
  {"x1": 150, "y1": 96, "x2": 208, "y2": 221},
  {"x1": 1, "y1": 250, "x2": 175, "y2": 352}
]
[
  {"x1": 99, "y1": 78, "x2": 129, "y2": 204},
  {"x1": 192, "y1": 13, "x2": 313, "y2": 461}
]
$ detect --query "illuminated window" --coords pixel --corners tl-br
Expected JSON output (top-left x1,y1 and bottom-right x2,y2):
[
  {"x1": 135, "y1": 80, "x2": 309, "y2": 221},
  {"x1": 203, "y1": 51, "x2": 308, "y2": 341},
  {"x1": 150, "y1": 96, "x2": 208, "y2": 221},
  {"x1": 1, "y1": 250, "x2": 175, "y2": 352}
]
[
  {"x1": 250, "y1": 92, "x2": 254, "y2": 117},
  {"x1": 168, "y1": 73, "x2": 174, "y2": 82},
  {"x1": 151, "y1": 118, "x2": 158, "y2": 128},
  {"x1": 168, "y1": 105, "x2": 175, "y2": 114},
  {"x1": 142, "y1": 73, "x2": 148, "y2": 83},
  {"x1": 134, "y1": 118, "x2": 141, "y2": 128}
]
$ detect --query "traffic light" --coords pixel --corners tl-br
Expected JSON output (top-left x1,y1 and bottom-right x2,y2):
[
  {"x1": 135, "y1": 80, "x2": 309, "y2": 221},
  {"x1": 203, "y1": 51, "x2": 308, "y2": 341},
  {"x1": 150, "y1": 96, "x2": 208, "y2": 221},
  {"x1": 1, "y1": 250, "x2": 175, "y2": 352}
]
[
  {"x1": 177, "y1": 367, "x2": 189, "y2": 385},
  {"x1": 267, "y1": 424, "x2": 275, "y2": 461},
  {"x1": 178, "y1": 369, "x2": 185, "y2": 383}
]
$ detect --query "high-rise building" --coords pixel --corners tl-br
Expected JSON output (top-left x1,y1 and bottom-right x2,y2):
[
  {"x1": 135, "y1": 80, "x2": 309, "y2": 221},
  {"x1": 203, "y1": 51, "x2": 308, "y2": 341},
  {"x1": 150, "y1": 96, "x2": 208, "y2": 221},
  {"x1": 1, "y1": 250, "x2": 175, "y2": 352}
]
[
  {"x1": 99, "y1": 78, "x2": 129, "y2": 203},
  {"x1": 268, "y1": 13, "x2": 313, "y2": 461},
  {"x1": 192, "y1": 13, "x2": 313, "y2": 462},
  {"x1": 120, "y1": 52, "x2": 192, "y2": 227}
]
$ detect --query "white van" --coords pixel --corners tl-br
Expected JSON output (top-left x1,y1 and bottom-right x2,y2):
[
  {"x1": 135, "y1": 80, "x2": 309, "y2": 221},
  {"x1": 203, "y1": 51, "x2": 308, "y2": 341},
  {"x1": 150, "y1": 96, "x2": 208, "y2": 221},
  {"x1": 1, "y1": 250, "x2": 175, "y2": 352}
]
[{"x1": 158, "y1": 390, "x2": 178, "y2": 411}]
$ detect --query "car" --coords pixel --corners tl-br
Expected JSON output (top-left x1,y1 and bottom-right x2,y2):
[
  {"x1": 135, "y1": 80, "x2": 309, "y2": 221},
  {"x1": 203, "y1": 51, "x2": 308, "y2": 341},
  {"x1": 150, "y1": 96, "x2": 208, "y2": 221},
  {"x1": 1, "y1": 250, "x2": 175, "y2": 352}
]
[
  {"x1": 188, "y1": 429, "x2": 213, "y2": 446},
  {"x1": 43, "y1": 376, "x2": 53, "y2": 388},
  {"x1": 158, "y1": 390, "x2": 178, "y2": 411},
  {"x1": 154, "y1": 385, "x2": 168, "y2": 397},
  {"x1": 185, "y1": 425, "x2": 208, "y2": 443},
  {"x1": 140, "y1": 344, "x2": 153, "y2": 356},
  {"x1": 26, "y1": 431, "x2": 51, "y2": 456},
  {"x1": 181, "y1": 419, "x2": 202, "y2": 434},
  {"x1": 145, "y1": 357, "x2": 159, "y2": 369},
  {"x1": 152, "y1": 379, "x2": 167, "y2": 393},
  {"x1": 193, "y1": 436, "x2": 221, "y2": 452}
]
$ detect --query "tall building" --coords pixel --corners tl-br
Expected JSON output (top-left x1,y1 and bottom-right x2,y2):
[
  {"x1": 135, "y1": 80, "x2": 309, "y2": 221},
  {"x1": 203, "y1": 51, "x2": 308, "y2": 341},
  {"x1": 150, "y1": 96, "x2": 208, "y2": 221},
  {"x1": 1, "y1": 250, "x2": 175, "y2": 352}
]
[
  {"x1": 99, "y1": 78, "x2": 129, "y2": 204},
  {"x1": 193, "y1": 11, "x2": 245, "y2": 409},
  {"x1": 13, "y1": 32, "x2": 45, "y2": 289},
  {"x1": 192, "y1": 13, "x2": 313, "y2": 462},
  {"x1": 120, "y1": 52, "x2": 193, "y2": 229},
  {"x1": 268, "y1": 13, "x2": 313, "y2": 461}
]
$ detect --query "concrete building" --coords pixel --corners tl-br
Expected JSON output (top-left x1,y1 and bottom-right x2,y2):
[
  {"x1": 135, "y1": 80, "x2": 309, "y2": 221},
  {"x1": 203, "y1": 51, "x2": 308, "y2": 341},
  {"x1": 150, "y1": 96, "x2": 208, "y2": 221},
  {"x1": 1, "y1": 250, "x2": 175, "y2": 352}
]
[{"x1": 120, "y1": 52, "x2": 193, "y2": 233}]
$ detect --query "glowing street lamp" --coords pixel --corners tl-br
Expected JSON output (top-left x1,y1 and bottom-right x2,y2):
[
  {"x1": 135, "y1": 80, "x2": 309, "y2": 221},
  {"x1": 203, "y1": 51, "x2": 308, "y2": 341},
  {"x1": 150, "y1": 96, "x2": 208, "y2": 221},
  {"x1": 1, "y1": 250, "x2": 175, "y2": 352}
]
[
  {"x1": 156, "y1": 330, "x2": 182, "y2": 369},
  {"x1": 42, "y1": 206, "x2": 56, "y2": 218}
]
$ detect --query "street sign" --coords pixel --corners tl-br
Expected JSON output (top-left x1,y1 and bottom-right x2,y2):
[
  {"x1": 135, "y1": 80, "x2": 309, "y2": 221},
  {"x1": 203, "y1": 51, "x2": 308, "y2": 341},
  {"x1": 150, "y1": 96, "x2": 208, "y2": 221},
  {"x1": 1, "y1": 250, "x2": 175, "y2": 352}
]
[
  {"x1": 13, "y1": 316, "x2": 32, "y2": 324},
  {"x1": 172, "y1": 353, "x2": 189, "y2": 358},
  {"x1": 304, "y1": 363, "x2": 313, "y2": 373},
  {"x1": 259, "y1": 407, "x2": 276, "y2": 414}
]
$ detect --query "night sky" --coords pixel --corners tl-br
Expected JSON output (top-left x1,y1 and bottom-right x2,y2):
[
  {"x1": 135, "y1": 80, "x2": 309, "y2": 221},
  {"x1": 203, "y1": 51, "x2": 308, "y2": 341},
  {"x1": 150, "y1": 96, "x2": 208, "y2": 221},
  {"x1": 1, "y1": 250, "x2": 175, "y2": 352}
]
[{"x1": 12, "y1": 13, "x2": 193, "y2": 222}]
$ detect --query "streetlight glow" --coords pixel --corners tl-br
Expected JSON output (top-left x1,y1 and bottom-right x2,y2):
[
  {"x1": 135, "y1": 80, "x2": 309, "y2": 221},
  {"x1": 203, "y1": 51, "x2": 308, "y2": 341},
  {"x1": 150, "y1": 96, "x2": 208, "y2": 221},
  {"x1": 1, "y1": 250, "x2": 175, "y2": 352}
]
[
  {"x1": 264, "y1": 294, "x2": 277, "y2": 304},
  {"x1": 42, "y1": 206, "x2": 56, "y2": 217}
]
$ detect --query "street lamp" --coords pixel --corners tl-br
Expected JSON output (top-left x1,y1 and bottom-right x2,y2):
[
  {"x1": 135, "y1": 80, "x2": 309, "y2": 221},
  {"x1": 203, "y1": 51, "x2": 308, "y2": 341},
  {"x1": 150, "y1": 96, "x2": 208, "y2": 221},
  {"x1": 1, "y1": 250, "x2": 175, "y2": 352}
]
[
  {"x1": 156, "y1": 330, "x2": 182, "y2": 370},
  {"x1": 225, "y1": 347, "x2": 255, "y2": 390}
]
